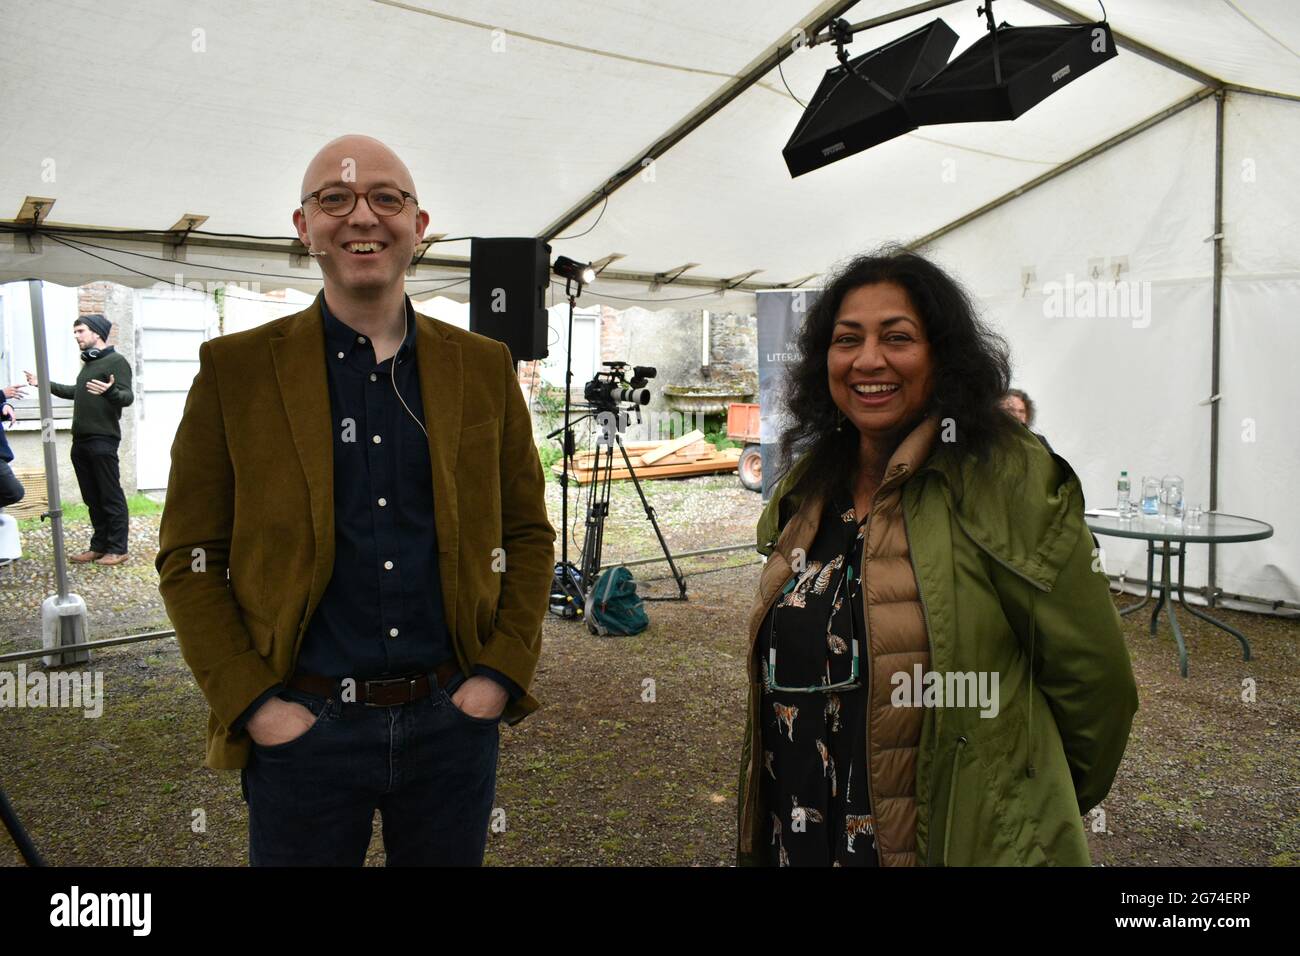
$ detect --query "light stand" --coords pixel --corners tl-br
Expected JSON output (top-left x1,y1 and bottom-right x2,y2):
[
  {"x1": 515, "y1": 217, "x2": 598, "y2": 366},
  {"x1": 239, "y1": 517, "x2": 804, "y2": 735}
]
[{"x1": 548, "y1": 263, "x2": 593, "y2": 620}]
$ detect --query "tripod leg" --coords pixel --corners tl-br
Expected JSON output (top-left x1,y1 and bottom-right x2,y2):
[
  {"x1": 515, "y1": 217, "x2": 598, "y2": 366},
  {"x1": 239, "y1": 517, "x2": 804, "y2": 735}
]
[
  {"x1": 579, "y1": 434, "x2": 615, "y2": 591},
  {"x1": 616, "y1": 434, "x2": 687, "y2": 600}
]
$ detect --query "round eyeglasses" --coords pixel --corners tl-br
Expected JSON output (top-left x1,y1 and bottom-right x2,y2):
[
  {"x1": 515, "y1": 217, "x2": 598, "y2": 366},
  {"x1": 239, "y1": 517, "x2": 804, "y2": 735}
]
[
  {"x1": 301, "y1": 185, "x2": 417, "y2": 218},
  {"x1": 764, "y1": 516, "x2": 867, "y2": 694}
]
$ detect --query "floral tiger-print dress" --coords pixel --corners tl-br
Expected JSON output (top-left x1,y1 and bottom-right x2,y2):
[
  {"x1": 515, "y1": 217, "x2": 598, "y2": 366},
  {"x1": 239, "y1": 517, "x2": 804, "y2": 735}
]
[{"x1": 757, "y1": 497, "x2": 877, "y2": 866}]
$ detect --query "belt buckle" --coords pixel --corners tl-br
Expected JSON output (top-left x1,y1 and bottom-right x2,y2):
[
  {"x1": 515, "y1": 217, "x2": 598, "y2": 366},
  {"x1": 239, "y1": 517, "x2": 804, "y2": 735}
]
[{"x1": 362, "y1": 676, "x2": 418, "y2": 707}]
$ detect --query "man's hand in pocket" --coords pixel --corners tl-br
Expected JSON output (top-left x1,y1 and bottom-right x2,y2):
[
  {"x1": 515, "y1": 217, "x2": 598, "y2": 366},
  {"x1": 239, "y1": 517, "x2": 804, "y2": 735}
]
[
  {"x1": 451, "y1": 676, "x2": 507, "y2": 719},
  {"x1": 246, "y1": 697, "x2": 316, "y2": 746}
]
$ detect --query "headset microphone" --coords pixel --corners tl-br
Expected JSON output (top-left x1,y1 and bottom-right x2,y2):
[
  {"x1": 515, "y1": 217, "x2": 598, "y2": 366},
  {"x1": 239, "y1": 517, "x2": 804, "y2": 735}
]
[
  {"x1": 392, "y1": 310, "x2": 429, "y2": 441},
  {"x1": 307, "y1": 248, "x2": 327, "y2": 257}
]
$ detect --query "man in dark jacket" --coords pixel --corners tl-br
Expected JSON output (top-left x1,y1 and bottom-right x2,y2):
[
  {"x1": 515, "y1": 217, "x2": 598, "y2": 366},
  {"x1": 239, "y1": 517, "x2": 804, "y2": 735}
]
[
  {"x1": 25, "y1": 314, "x2": 135, "y2": 565},
  {"x1": 155, "y1": 134, "x2": 554, "y2": 866}
]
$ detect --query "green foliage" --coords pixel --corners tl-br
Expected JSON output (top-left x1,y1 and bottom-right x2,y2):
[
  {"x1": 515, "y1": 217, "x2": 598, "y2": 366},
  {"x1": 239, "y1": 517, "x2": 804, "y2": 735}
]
[
  {"x1": 18, "y1": 492, "x2": 162, "y2": 532},
  {"x1": 537, "y1": 440, "x2": 562, "y2": 476},
  {"x1": 701, "y1": 412, "x2": 738, "y2": 450},
  {"x1": 531, "y1": 384, "x2": 567, "y2": 422}
]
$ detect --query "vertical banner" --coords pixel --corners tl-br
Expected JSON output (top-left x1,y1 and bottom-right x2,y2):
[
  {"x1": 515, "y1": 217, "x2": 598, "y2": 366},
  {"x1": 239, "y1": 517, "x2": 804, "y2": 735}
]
[{"x1": 755, "y1": 289, "x2": 819, "y2": 499}]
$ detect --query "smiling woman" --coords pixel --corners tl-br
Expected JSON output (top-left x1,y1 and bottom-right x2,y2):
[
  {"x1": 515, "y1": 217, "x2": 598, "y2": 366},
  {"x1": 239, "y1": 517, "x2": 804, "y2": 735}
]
[
  {"x1": 776, "y1": 247, "x2": 1014, "y2": 507},
  {"x1": 737, "y1": 247, "x2": 1138, "y2": 867}
]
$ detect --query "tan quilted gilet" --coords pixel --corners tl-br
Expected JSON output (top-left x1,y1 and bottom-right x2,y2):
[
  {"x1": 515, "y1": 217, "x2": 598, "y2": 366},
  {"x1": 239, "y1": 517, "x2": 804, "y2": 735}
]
[{"x1": 743, "y1": 416, "x2": 937, "y2": 866}]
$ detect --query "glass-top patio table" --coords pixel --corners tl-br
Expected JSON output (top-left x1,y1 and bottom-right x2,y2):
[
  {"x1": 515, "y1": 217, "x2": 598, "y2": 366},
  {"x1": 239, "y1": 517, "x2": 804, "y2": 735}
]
[{"x1": 1085, "y1": 511, "x2": 1273, "y2": 677}]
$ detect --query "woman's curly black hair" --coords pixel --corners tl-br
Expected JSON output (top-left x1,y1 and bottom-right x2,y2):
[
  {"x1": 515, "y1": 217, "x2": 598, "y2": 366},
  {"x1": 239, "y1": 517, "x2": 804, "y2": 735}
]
[{"x1": 775, "y1": 246, "x2": 1016, "y2": 504}]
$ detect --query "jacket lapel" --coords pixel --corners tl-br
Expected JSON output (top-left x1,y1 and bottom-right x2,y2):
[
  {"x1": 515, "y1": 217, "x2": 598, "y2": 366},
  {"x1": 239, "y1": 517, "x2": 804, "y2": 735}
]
[
  {"x1": 267, "y1": 300, "x2": 465, "y2": 635},
  {"x1": 270, "y1": 298, "x2": 335, "y2": 625},
  {"x1": 414, "y1": 312, "x2": 462, "y2": 629}
]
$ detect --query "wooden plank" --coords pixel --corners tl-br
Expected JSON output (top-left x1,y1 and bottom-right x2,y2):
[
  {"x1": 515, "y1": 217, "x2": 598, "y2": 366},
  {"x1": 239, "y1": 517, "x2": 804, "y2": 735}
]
[
  {"x1": 572, "y1": 439, "x2": 716, "y2": 470},
  {"x1": 640, "y1": 429, "x2": 705, "y2": 466},
  {"x1": 555, "y1": 452, "x2": 739, "y2": 484}
]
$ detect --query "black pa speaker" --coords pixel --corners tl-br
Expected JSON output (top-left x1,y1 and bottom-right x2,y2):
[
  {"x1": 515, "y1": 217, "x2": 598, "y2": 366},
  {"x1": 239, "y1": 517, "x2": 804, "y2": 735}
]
[
  {"x1": 906, "y1": 22, "x2": 1118, "y2": 124},
  {"x1": 782, "y1": 19, "x2": 958, "y2": 178},
  {"x1": 470, "y1": 237, "x2": 551, "y2": 365}
]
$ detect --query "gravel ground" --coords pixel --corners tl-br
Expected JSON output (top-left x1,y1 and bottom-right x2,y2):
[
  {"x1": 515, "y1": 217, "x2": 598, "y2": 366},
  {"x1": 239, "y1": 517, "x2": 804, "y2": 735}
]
[{"x1": 0, "y1": 473, "x2": 1296, "y2": 866}]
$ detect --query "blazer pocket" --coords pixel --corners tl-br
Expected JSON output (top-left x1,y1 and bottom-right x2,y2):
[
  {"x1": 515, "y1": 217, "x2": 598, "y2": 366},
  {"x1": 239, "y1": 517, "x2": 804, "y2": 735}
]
[
  {"x1": 458, "y1": 418, "x2": 502, "y2": 513},
  {"x1": 459, "y1": 418, "x2": 501, "y2": 458},
  {"x1": 241, "y1": 607, "x2": 275, "y2": 657}
]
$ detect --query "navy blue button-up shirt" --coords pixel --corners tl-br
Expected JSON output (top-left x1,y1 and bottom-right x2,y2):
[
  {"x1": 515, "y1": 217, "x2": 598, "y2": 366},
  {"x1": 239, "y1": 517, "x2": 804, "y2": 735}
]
[
  {"x1": 231, "y1": 294, "x2": 519, "y2": 731},
  {"x1": 299, "y1": 293, "x2": 453, "y2": 679}
]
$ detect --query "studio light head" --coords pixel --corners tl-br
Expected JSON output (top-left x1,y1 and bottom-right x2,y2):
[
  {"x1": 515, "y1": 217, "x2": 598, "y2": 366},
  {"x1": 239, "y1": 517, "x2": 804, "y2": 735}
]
[{"x1": 553, "y1": 256, "x2": 596, "y2": 286}]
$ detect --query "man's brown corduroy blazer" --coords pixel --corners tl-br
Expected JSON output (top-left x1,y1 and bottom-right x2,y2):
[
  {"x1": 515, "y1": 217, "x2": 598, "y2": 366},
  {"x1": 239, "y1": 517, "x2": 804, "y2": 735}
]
[{"x1": 155, "y1": 295, "x2": 555, "y2": 769}]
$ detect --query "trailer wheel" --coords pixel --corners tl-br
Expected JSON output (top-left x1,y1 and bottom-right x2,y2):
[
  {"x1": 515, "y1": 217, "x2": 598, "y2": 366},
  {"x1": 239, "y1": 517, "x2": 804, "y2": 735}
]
[{"x1": 738, "y1": 443, "x2": 762, "y2": 492}]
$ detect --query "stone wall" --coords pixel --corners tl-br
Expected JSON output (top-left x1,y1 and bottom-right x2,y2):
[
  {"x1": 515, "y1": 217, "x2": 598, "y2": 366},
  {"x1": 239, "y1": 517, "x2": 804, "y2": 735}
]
[{"x1": 595, "y1": 305, "x2": 757, "y2": 440}]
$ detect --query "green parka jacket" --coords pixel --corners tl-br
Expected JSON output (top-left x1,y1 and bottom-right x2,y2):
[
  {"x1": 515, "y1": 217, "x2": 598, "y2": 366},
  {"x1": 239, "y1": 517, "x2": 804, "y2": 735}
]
[{"x1": 737, "y1": 424, "x2": 1139, "y2": 865}]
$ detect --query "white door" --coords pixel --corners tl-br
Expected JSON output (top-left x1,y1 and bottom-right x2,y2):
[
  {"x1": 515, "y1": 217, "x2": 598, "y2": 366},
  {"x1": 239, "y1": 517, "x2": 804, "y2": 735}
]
[
  {"x1": 539, "y1": 305, "x2": 599, "y2": 388},
  {"x1": 134, "y1": 289, "x2": 216, "y2": 490}
]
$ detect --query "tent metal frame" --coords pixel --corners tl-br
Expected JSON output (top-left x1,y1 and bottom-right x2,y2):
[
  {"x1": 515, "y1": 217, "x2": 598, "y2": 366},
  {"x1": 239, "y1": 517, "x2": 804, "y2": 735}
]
[
  {"x1": 9, "y1": 1, "x2": 1299, "y2": 609},
  {"x1": 535, "y1": 0, "x2": 1295, "y2": 608}
]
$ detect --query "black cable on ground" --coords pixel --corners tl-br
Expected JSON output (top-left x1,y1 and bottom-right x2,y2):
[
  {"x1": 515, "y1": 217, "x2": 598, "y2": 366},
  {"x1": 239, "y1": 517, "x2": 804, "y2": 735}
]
[{"x1": 0, "y1": 783, "x2": 45, "y2": 866}]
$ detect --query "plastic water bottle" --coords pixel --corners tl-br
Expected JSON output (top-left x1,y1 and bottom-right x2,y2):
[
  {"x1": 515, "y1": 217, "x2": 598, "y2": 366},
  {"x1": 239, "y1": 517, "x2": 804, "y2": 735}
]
[{"x1": 1116, "y1": 471, "x2": 1131, "y2": 517}]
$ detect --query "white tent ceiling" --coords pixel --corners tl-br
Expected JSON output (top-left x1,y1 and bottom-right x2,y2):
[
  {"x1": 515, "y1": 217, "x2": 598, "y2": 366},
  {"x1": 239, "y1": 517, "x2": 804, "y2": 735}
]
[
  {"x1": 2, "y1": 0, "x2": 1298, "y2": 605},
  {"x1": 2, "y1": 0, "x2": 1296, "y2": 303}
]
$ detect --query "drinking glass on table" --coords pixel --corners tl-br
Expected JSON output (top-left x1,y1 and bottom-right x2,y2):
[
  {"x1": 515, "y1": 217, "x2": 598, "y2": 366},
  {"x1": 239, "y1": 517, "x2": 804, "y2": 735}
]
[
  {"x1": 1141, "y1": 476, "x2": 1160, "y2": 516},
  {"x1": 1160, "y1": 475, "x2": 1184, "y2": 522}
]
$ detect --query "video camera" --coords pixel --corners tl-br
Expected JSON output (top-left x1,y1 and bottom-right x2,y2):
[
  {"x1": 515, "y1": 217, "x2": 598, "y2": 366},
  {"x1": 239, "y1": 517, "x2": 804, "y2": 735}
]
[{"x1": 583, "y1": 361, "x2": 656, "y2": 410}]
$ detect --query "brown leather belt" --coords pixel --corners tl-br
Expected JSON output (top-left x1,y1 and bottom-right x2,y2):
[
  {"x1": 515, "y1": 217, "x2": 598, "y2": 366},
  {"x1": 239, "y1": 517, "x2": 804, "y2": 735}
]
[{"x1": 288, "y1": 660, "x2": 461, "y2": 707}]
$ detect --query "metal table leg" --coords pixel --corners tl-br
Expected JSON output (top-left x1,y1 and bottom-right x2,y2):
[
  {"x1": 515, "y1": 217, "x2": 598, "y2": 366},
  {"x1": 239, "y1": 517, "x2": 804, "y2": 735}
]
[
  {"x1": 1176, "y1": 547, "x2": 1252, "y2": 662},
  {"x1": 1157, "y1": 542, "x2": 1190, "y2": 677},
  {"x1": 1119, "y1": 541, "x2": 1155, "y2": 617},
  {"x1": 1149, "y1": 544, "x2": 1169, "y2": 637}
]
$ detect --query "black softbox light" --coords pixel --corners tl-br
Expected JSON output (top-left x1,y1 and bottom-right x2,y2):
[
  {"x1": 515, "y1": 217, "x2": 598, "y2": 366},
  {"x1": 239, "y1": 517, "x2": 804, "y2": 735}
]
[
  {"x1": 906, "y1": 22, "x2": 1117, "y2": 124},
  {"x1": 782, "y1": 19, "x2": 959, "y2": 178}
]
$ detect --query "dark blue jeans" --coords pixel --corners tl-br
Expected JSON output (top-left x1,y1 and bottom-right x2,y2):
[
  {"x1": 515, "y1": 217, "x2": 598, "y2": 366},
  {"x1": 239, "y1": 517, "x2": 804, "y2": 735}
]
[{"x1": 240, "y1": 679, "x2": 500, "y2": 866}]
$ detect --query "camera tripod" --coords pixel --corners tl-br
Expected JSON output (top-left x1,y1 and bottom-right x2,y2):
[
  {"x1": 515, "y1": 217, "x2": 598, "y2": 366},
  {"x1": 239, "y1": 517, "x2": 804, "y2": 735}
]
[{"x1": 553, "y1": 407, "x2": 687, "y2": 603}]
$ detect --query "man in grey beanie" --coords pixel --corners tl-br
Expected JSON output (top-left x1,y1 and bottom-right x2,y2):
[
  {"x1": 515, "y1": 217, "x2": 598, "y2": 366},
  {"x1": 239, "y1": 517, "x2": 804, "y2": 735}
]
[{"x1": 25, "y1": 313, "x2": 134, "y2": 565}]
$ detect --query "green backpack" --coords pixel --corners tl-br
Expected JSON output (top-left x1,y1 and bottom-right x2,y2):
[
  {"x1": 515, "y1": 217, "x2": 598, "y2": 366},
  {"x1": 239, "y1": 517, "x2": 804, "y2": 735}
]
[{"x1": 585, "y1": 566, "x2": 649, "y2": 636}]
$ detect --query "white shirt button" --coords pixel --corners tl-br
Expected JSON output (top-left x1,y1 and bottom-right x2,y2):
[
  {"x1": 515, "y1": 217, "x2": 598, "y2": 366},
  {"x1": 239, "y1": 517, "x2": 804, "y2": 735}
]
[
  {"x1": 389, "y1": 628, "x2": 399, "y2": 638},
  {"x1": 384, "y1": 560, "x2": 394, "y2": 570},
  {"x1": 357, "y1": 335, "x2": 366, "y2": 344},
  {"x1": 372, "y1": 434, "x2": 382, "y2": 444},
  {"x1": 337, "y1": 351, "x2": 345, "y2": 359},
  {"x1": 378, "y1": 497, "x2": 387, "y2": 507},
  {"x1": 370, "y1": 373, "x2": 377, "y2": 382}
]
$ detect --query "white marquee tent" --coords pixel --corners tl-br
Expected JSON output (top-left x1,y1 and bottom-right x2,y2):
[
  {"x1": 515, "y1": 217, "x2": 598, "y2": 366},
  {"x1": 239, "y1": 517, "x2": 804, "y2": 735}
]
[{"x1": 1, "y1": 0, "x2": 1297, "y2": 609}]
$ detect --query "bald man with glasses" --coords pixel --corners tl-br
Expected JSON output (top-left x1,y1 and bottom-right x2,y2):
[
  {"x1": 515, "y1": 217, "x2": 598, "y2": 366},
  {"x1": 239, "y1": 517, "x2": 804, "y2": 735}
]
[{"x1": 156, "y1": 134, "x2": 554, "y2": 866}]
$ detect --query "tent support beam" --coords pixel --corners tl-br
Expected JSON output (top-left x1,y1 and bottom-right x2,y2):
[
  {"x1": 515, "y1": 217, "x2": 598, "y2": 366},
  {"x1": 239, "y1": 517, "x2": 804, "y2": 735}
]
[
  {"x1": 535, "y1": 0, "x2": 956, "y2": 242},
  {"x1": 1025, "y1": 0, "x2": 1227, "y2": 88},
  {"x1": 0, "y1": 222, "x2": 783, "y2": 295},
  {"x1": 907, "y1": 86, "x2": 1216, "y2": 250},
  {"x1": 1223, "y1": 84, "x2": 1300, "y2": 104},
  {"x1": 1208, "y1": 89, "x2": 1226, "y2": 606}
]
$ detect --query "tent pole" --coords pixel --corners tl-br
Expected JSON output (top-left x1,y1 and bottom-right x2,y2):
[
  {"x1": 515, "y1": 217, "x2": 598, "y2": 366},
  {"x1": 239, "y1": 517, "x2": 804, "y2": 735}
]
[
  {"x1": 1208, "y1": 89, "x2": 1226, "y2": 607},
  {"x1": 26, "y1": 279, "x2": 71, "y2": 601}
]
